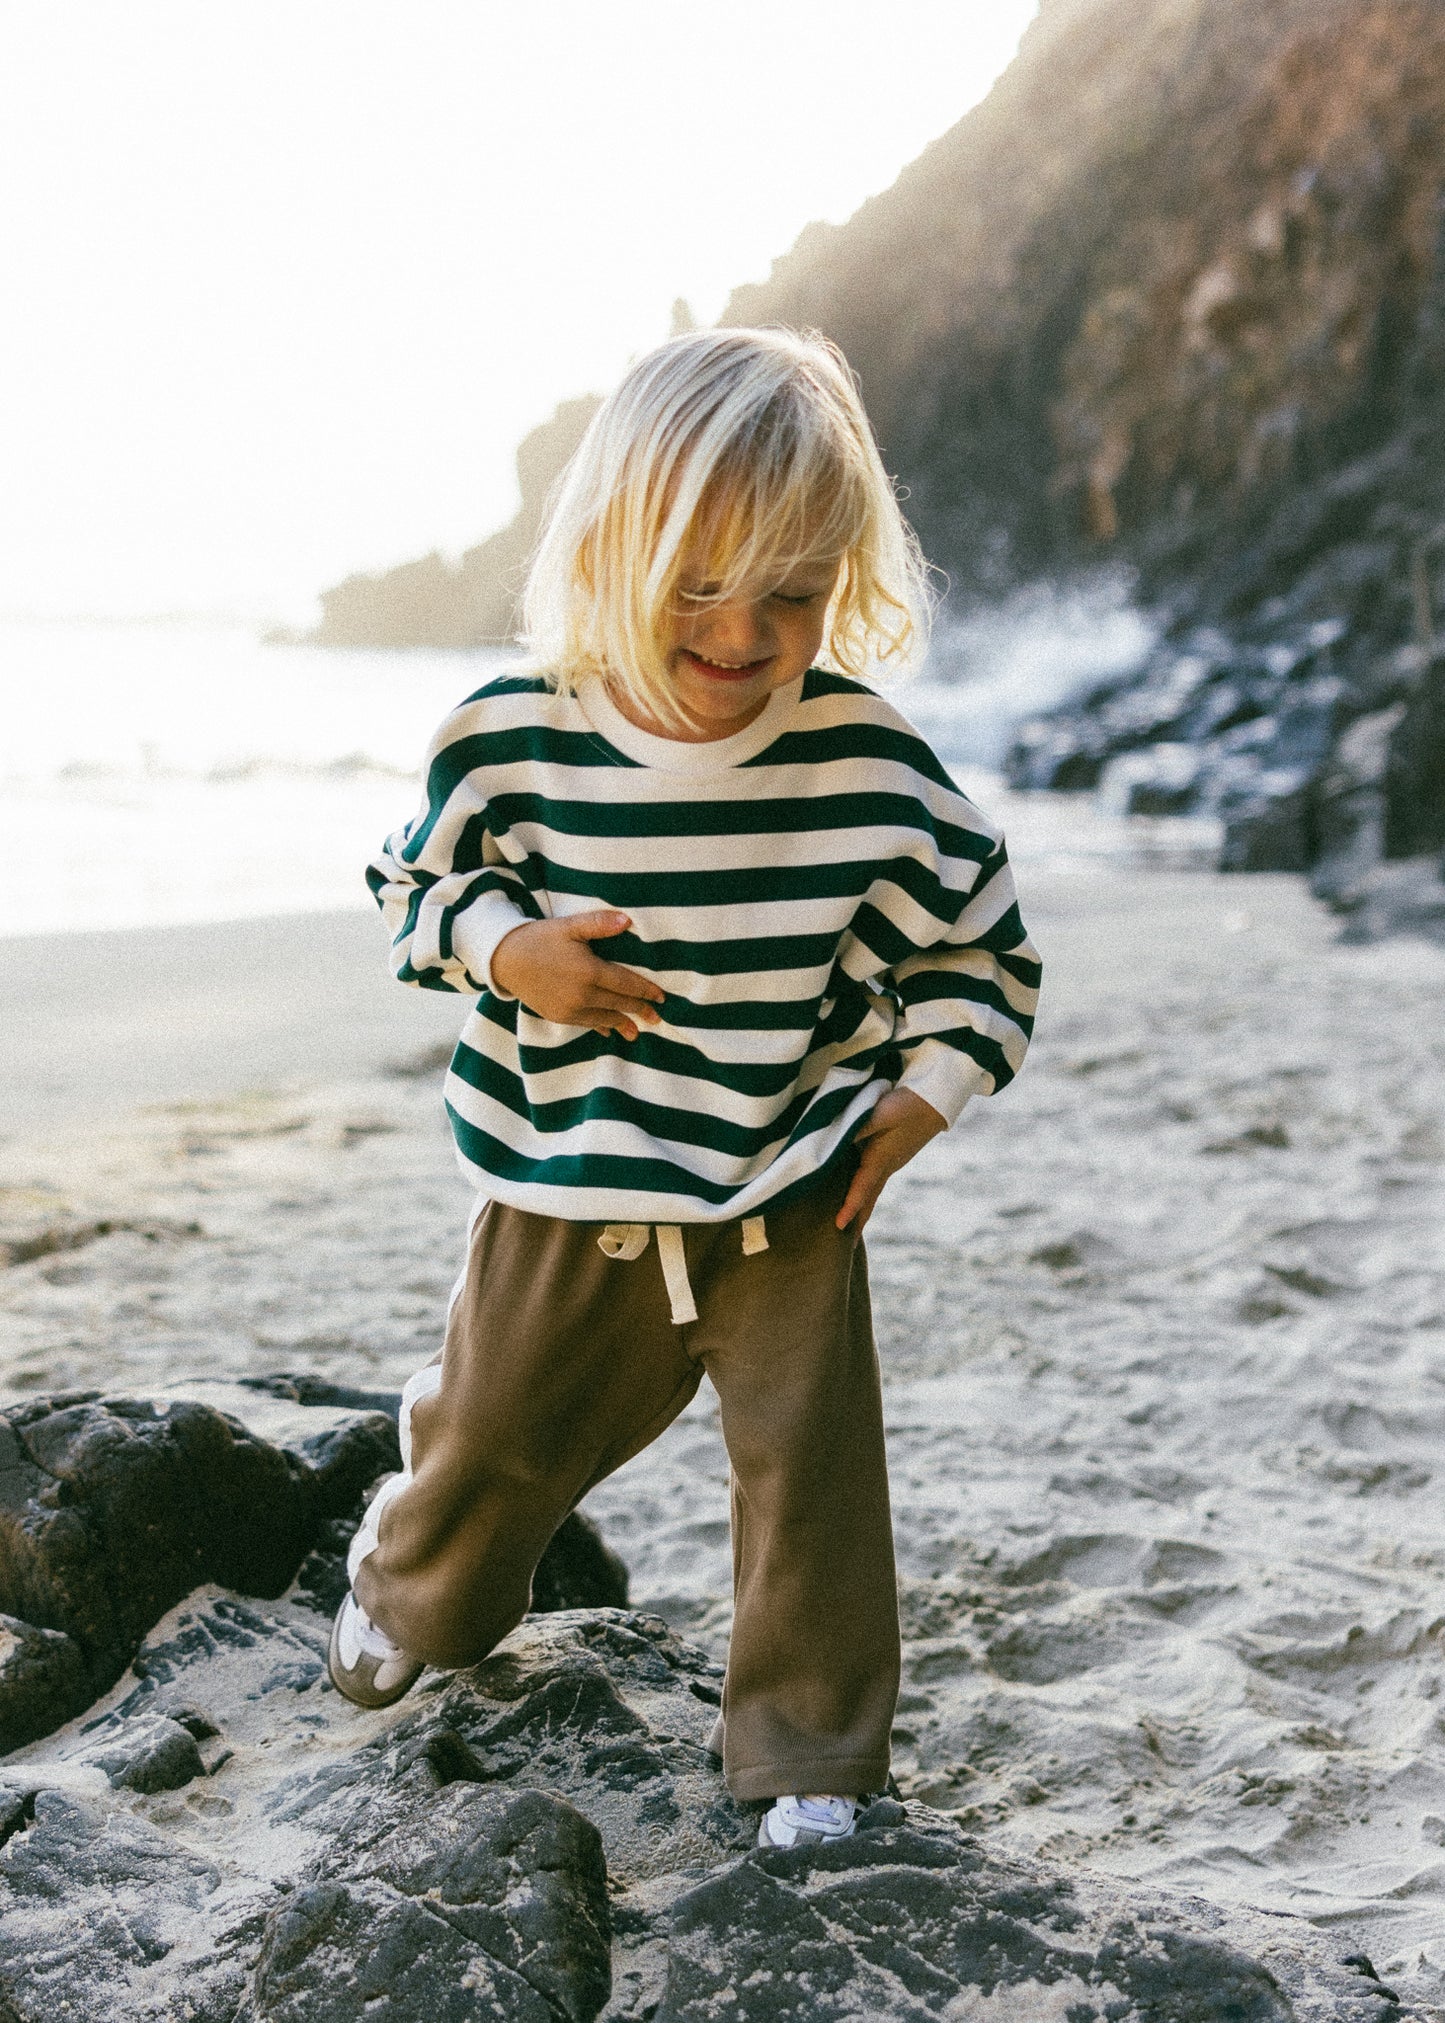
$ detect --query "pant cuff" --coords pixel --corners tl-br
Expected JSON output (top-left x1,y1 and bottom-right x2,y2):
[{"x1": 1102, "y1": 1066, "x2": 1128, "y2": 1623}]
[{"x1": 726, "y1": 1755, "x2": 891, "y2": 1804}]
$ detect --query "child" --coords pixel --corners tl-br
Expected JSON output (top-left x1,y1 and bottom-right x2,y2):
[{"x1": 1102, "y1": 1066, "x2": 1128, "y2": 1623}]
[{"x1": 332, "y1": 326, "x2": 1040, "y2": 1851}]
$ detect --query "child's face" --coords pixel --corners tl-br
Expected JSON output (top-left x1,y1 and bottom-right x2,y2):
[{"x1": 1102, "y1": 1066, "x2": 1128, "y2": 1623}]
[{"x1": 662, "y1": 556, "x2": 841, "y2": 733}]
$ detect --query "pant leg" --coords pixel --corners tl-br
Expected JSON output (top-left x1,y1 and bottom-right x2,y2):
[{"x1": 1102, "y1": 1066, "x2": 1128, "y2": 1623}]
[
  {"x1": 354, "y1": 1199, "x2": 701, "y2": 1668},
  {"x1": 685, "y1": 1177, "x2": 900, "y2": 1803}
]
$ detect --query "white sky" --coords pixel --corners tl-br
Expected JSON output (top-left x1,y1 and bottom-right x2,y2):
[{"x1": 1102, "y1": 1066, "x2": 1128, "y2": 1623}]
[{"x1": 0, "y1": 2, "x2": 1036, "y2": 622}]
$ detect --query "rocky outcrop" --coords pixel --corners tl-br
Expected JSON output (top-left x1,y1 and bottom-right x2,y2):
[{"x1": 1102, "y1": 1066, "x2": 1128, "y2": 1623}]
[
  {"x1": 0, "y1": 1389, "x2": 626, "y2": 1755},
  {"x1": 307, "y1": 396, "x2": 600, "y2": 649},
  {"x1": 0, "y1": 1598, "x2": 1404, "y2": 2020},
  {"x1": 0, "y1": 1384, "x2": 1412, "y2": 2017}
]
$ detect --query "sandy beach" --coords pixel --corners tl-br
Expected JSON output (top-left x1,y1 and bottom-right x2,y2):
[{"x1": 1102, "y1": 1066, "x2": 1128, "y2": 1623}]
[{"x1": 2, "y1": 863, "x2": 1444, "y2": 2010}]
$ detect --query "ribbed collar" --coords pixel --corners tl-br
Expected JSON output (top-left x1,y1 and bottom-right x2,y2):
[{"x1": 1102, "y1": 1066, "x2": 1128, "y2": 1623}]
[{"x1": 577, "y1": 674, "x2": 805, "y2": 773}]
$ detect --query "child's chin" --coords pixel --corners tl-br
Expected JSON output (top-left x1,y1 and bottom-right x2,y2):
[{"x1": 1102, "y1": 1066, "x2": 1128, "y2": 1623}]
[{"x1": 684, "y1": 679, "x2": 766, "y2": 715}]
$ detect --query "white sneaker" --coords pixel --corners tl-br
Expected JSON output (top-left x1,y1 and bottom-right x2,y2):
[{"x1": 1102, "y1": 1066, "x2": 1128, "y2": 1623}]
[
  {"x1": 758, "y1": 1794, "x2": 858, "y2": 1849},
  {"x1": 327, "y1": 1591, "x2": 424, "y2": 1710}
]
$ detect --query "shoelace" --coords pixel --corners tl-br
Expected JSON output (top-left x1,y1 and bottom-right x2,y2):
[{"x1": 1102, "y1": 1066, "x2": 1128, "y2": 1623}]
[{"x1": 598, "y1": 1216, "x2": 768, "y2": 1324}]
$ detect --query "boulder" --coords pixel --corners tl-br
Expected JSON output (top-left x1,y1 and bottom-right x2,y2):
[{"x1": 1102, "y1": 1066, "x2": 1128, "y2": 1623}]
[
  {"x1": 0, "y1": 1390, "x2": 626, "y2": 1756},
  {"x1": 0, "y1": 1601, "x2": 1403, "y2": 2021}
]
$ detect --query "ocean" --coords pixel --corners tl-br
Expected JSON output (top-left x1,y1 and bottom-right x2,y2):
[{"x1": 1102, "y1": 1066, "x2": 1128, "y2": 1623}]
[{"x1": 0, "y1": 592, "x2": 1216, "y2": 938}]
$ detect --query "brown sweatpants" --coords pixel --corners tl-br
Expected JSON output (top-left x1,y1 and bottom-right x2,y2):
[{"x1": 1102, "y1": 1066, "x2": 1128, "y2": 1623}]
[{"x1": 353, "y1": 1172, "x2": 900, "y2": 1802}]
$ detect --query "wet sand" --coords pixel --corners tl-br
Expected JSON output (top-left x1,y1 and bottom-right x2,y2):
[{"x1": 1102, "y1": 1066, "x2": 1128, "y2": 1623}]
[{"x1": 2, "y1": 867, "x2": 1443, "y2": 2011}]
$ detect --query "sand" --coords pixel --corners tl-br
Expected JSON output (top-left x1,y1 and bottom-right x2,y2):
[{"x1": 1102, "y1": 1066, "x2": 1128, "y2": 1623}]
[{"x1": 2, "y1": 866, "x2": 1443, "y2": 2012}]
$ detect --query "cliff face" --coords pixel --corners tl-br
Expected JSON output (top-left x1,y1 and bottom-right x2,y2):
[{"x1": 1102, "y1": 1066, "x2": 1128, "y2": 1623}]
[
  {"x1": 310, "y1": 395, "x2": 599, "y2": 649},
  {"x1": 725, "y1": 0, "x2": 1445, "y2": 580},
  {"x1": 723, "y1": 0, "x2": 1445, "y2": 899}
]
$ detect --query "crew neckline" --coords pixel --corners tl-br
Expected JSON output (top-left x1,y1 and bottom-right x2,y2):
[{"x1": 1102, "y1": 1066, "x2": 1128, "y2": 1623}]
[{"x1": 577, "y1": 673, "x2": 806, "y2": 773}]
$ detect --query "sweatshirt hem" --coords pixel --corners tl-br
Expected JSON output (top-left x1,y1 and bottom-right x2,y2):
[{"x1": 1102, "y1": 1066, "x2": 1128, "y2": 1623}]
[{"x1": 448, "y1": 1087, "x2": 884, "y2": 1226}]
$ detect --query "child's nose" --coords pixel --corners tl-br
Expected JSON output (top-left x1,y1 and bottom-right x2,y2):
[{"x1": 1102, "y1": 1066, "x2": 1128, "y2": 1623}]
[{"x1": 701, "y1": 597, "x2": 771, "y2": 658}]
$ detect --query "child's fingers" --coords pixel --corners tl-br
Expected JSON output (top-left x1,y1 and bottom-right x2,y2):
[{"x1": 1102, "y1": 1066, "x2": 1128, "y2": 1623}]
[
  {"x1": 589, "y1": 1011, "x2": 639, "y2": 1041},
  {"x1": 563, "y1": 910, "x2": 632, "y2": 941},
  {"x1": 593, "y1": 985, "x2": 662, "y2": 1024},
  {"x1": 592, "y1": 957, "x2": 666, "y2": 1004},
  {"x1": 835, "y1": 1140, "x2": 888, "y2": 1229},
  {"x1": 836, "y1": 1170, "x2": 882, "y2": 1230}
]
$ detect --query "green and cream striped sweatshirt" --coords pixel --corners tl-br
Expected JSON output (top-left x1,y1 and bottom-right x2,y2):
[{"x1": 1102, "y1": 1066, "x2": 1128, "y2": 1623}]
[{"x1": 367, "y1": 666, "x2": 1040, "y2": 1222}]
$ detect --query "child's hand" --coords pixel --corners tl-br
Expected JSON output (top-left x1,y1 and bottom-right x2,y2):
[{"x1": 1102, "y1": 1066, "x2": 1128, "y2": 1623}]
[
  {"x1": 491, "y1": 911, "x2": 665, "y2": 1041},
  {"x1": 836, "y1": 1087, "x2": 947, "y2": 1232}
]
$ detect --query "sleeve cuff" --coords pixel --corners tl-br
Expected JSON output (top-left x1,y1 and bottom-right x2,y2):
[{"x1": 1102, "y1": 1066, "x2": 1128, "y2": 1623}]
[
  {"x1": 895, "y1": 1039, "x2": 993, "y2": 1128},
  {"x1": 450, "y1": 889, "x2": 534, "y2": 997}
]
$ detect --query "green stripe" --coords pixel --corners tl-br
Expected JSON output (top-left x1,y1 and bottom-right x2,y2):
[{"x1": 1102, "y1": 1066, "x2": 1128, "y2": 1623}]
[
  {"x1": 969, "y1": 901, "x2": 1032, "y2": 957},
  {"x1": 897, "y1": 968, "x2": 1036, "y2": 1034},
  {"x1": 395, "y1": 954, "x2": 474, "y2": 993},
  {"x1": 460, "y1": 674, "x2": 552, "y2": 703},
  {"x1": 480, "y1": 993, "x2": 878, "y2": 1095},
  {"x1": 997, "y1": 945, "x2": 1043, "y2": 989},
  {"x1": 445, "y1": 1077, "x2": 862, "y2": 1204},
  {"x1": 901, "y1": 1026, "x2": 1017, "y2": 1088},
  {"x1": 845, "y1": 899, "x2": 950, "y2": 970},
  {"x1": 448, "y1": 1043, "x2": 873, "y2": 1157},
  {"x1": 532, "y1": 849, "x2": 967, "y2": 918},
  {"x1": 743, "y1": 721, "x2": 961, "y2": 796},
  {"x1": 438, "y1": 869, "x2": 541, "y2": 960},
  {"x1": 405, "y1": 724, "x2": 637, "y2": 861},
  {"x1": 606, "y1": 928, "x2": 838, "y2": 977},
  {"x1": 485, "y1": 788, "x2": 996, "y2": 862}
]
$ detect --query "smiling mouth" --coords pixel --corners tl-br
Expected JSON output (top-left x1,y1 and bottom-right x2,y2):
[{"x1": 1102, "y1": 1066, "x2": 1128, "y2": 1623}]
[{"x1": 681, "y1": 648, "x2": 773, "y2": 682}]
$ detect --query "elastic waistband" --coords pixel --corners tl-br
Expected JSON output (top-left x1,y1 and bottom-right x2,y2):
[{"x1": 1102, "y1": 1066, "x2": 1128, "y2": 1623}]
[{"x1": 598, "y1": 1216, "x2": 769, "y2": 1324}]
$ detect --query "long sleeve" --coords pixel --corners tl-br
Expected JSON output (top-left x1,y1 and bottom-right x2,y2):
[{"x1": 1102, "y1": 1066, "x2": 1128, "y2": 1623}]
[
  {"x1": 365, "y1": 705, "x2": 540, "y2": 995},
  {"x1": 882, "y1": 832, "x2": 1041, "y2": 1128}
]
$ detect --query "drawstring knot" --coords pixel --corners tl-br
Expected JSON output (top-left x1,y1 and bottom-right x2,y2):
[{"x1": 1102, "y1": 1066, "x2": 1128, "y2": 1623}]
[{"x1": 598, "y1": 1216, "x2": 769, "y2": 1324}]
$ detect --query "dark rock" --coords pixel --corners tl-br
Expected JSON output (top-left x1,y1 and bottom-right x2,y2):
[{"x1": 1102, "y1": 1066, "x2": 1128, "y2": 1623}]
[
  {"x1": 261, "y1": 1788, "x2": 611, "y2": 2023},
  {"x1": 0, "y1": 1785, "x2": 240, "y2": 2021},
  {"x1": 1098, "y1": 743, "x2": 1203, "y2": 817},
  {"x1": 1219, "y1": 779, "x2": 1316, "y2": 874},
  {"x1": 248, "y1": 1877, "x2": 557, "y2": 2022},
  {"x1": 239, "y1": 1373, "x2": 407, "y2": 1416},
  {"x1": 0, "y1": 1613, "x2": 88, "y2": 1757},
  {"x1": 0, "y1": 1395, "x2": 316, "y2": 1739},
  {"x1": 1327, "y1": 853, "x2": 1445, "y2": 947},
  {"x1": 532, "y1": 1511, "x2": 629, "y2": 1615},
  {"x1": 660, "y1": 1813, "x2": 1300, "y2": 2021},
  {"x1": 1385, "y1": 651, "x2": 1445, "y2": 857},
  {"x1": 0, "y1": 1391, "x2": 623, "y2": 1755},
  {"x1": 0, "y1": 1604, "x2": 1399, "y2": 2021},
  {"x1": 0, "y1": 1390, "x2": 625, "y2": 1756},
  {"x1": 85, "y1": 1714, "x2": 207, "y2": 1794},
  {"x1": 1311, "y1": 701, "x2": 1404, "y2": 901}
]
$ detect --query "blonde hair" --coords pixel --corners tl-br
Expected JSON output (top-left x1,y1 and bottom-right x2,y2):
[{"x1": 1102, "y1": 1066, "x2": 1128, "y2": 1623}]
[{"x1": 519, "y1": 326, "x2": 932, "y2": 727}]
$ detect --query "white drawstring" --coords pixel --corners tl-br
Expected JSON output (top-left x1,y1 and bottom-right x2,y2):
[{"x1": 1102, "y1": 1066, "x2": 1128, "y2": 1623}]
[
  {"x1": 597, "y1": 1223, "x2": 650, "y2": 1262},
  {"x1": 597, "y1": 1214, "x2": 769, "y2": 1324},
  {"x1": 655, "y1": 1226, "x2": 697, "y2": 1324}
]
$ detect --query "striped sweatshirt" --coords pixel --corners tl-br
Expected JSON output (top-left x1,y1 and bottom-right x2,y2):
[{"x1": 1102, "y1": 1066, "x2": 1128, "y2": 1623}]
[{"x1": 367, "y1": 666, "x2": 1040, "y2": 1223}]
